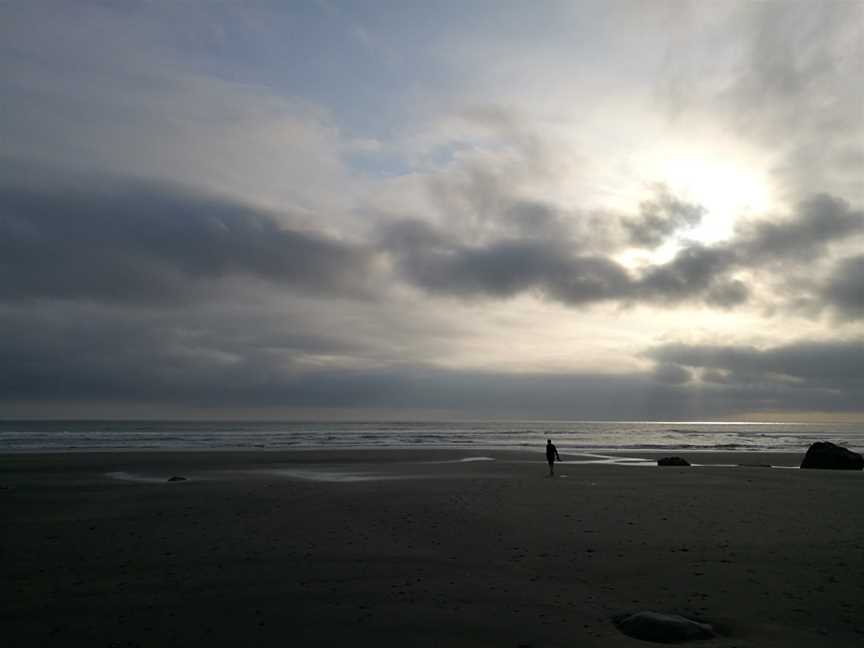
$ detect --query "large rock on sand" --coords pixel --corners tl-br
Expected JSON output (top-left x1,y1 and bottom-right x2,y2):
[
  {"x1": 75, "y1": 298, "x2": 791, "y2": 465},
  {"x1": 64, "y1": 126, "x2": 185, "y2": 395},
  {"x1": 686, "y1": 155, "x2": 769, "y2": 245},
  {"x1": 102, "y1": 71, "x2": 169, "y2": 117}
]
[
  {"x1": 800, "y1": 442, "x2": 863, "y2": 470},
  {"x1": 614, "y1": 611, "x2": 714, "y2": 643},
  {"x1": 657, "y1": 456, "x2": 690, "y2": 467}
]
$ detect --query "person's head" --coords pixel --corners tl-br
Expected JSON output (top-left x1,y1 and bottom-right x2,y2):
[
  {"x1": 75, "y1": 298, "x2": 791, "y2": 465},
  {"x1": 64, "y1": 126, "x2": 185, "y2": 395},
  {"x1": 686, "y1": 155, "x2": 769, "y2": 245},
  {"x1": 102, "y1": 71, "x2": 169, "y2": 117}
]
[{"x1": 547, "y1": 439, "x2": 552, "y2": 444}]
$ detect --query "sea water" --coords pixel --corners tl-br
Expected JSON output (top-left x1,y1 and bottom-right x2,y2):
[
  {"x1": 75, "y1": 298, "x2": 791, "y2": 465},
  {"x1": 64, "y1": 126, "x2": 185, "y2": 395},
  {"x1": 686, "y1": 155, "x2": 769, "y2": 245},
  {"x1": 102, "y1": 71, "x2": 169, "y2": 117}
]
[{"x1": 0, "y1": 419, "x2": 861, "y2": 453}]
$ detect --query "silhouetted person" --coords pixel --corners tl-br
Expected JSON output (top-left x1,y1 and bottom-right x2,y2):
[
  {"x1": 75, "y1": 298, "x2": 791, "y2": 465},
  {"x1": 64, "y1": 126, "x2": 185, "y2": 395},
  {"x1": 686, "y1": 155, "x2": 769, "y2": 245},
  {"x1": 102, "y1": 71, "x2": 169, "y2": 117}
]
[{"x1": 546, "y1": 439, "x2": 561, "y2": 476}]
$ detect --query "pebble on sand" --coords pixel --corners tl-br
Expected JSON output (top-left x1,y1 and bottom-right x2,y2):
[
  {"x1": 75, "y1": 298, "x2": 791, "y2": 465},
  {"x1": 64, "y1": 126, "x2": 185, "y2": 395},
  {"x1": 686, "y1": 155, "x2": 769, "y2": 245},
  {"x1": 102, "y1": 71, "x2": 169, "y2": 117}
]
[
  {"x1": 614, "y1": 610, "x2": 715, "y2": 643},
  {"x1": 657, "y1": 457, "x2": 691, "y2": 467}
]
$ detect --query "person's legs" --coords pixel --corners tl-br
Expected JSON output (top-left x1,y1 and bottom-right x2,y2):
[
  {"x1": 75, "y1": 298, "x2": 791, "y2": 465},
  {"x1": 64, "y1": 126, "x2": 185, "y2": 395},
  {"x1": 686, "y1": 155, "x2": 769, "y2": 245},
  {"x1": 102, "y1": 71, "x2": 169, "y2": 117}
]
[{"x1": 548, "y1": 459, "x2": 554, "y2": 476}]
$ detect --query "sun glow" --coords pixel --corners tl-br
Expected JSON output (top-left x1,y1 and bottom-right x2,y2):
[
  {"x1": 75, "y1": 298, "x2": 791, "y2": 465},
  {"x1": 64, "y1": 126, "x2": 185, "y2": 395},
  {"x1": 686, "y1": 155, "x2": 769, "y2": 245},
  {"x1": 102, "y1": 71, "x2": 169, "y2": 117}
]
[
  {"x1": 608, "y1": 142, "x2": 780, "y2": 270},
  {"x1": 658, "y1": 156, "x2": 774, "y2": 242},
  {"x1": 635, "y1": 144, "x2": 778, "y2": 245}
]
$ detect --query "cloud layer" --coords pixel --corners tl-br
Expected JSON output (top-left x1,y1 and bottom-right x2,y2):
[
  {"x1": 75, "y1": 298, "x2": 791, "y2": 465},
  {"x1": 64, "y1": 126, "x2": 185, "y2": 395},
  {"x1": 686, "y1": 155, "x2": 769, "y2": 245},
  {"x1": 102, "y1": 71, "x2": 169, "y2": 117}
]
[
  {"x1": 381, "y1": 192, "x2": 862, "y2": 316},
  {"x1": 0, "y1": 173, "x2": 376, "y2": 303},
  {"x1": 0, "y1": 1, "x2": 861, "y2": 419}
]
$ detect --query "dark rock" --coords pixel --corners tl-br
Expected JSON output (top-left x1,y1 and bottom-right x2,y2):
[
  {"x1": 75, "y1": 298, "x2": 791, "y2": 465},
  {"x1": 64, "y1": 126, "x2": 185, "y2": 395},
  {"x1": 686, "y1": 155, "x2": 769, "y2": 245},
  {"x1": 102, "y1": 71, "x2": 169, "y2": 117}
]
[
  {"x1": 657, "y1": 456, "x2": 690, "y2": 467},
  {"x1": 167, "y1": 475, "x2": 188, "y2": 482},
  {"x1": 800, "y1": 442, "x2": 863, "y2": 470},
  {"x1": 614, "y1": 611, "x2": 714, "y2": 643}
]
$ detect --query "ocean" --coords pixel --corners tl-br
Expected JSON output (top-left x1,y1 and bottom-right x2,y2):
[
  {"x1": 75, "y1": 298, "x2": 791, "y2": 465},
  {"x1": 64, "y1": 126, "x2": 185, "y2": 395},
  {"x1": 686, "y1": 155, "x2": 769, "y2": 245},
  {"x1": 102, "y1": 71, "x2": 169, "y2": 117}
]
[{"x1": 0, "y1": 419, "x2": 861, "y2": 453}]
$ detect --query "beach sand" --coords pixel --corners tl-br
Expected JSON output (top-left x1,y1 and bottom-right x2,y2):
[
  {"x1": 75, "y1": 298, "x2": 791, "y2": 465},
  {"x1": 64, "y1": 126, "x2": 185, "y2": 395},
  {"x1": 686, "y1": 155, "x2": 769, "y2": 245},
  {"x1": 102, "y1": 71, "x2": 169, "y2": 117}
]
[{"x1": 2, "y1": 449, "x2": 863, "y2": 647}]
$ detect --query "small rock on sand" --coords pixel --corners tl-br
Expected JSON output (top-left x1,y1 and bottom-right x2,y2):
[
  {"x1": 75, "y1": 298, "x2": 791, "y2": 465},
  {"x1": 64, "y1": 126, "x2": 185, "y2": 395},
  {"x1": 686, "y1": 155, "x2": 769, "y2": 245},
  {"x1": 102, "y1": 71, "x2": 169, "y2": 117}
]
[
  {"x1": 657, "y1": 457, "x2": 690, "y2": 467},
  {"x1": 614, "y1": 611, "x2": 714, "y2": 643},
  {"x1": 167, "y1": 476, "x2": 188, "y2": 482}
]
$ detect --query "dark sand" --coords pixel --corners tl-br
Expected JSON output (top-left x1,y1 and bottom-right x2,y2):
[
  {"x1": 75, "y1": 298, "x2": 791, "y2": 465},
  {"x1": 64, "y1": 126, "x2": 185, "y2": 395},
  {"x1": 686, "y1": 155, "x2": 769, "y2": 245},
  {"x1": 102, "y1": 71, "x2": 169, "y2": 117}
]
[{"x1": 3, "y1": 449, "x2": 863, "y2": 647}]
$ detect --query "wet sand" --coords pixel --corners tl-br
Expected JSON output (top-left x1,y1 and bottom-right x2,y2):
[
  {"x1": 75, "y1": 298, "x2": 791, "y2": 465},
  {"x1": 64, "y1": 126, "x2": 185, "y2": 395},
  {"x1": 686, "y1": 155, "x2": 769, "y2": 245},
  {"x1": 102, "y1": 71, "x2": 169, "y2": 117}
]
[{"x1": 3, "y1": 449, "x2": 863, "y2": 647}]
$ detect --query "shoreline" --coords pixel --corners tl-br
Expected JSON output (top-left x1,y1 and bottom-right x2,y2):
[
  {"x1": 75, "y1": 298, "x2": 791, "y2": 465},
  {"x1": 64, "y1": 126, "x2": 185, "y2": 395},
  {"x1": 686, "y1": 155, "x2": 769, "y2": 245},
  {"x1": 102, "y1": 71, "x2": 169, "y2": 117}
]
[{"x1": 0, "y1": 445, "x2": 812, "y2": 460}]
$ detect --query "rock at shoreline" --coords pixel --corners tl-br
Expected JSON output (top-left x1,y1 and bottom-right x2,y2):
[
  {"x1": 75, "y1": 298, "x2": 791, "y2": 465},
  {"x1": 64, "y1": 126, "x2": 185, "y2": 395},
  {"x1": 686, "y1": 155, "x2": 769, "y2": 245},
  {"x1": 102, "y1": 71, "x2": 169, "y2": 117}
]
[
  {"x1": 657, "y1": 457, "x2": 690, "y2": 467},
  {"x1": 167, "y1": 475, "x2": 188, "y2": 482},
  {"x1": 800, "y1": 442, "x2": 863, "y2": 470},
  {"x1": 614, "y1": 611, "x2": 714, "y2": 643}
]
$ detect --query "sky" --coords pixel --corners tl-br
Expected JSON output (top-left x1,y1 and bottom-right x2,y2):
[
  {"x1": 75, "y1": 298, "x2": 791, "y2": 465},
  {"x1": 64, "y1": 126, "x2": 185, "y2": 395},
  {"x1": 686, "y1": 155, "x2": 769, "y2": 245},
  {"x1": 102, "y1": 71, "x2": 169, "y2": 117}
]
[{"x1": 0, "y1": 0, "x2": 862, "y2": 421}]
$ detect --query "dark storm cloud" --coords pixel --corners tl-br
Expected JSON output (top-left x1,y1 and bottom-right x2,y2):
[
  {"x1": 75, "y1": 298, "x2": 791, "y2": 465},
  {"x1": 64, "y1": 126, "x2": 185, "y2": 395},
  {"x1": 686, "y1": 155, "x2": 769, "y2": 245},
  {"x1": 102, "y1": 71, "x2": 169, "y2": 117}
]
[
  {"x1": 381, "y1": 220, "x2": 631, "y2": 303},
  {"x1": 0, "y1": 302, "x2": 372, "y2": 406},
  {"x1": 624, "y1": 187, "x2": 705, "y2": 248},
  {"x1": 735, "y1": 194, "x2": 863, "y2": 260},
  {"x1": 381, "y1": 220, "x2": 746, "y2": 307},
  {"x1": 822, "y1": 255, "x2": 864, "y2": 321},
  {"x1": 648, "y1": 339, "x2": 864, "y2": 389},
  {"x1": 0, "y1": 174, "x2": 375, "y2": 303},
  {"x1": 502, "y1": 200, "x2": 583, "y2": 243},
  {"x1": 381, "y1": 191, "x2": 862, "y2": 316},
  {"x1": 638, "y1": 244, "x2": 744, "y2": 306},
  {"x1": 652, "y1": 363, "x2": 692, "y2": 385},
  {"x1": 642, "y1": 338, "x2": 864, "y2": 415}
]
